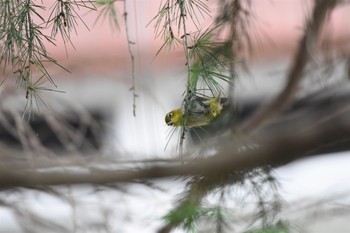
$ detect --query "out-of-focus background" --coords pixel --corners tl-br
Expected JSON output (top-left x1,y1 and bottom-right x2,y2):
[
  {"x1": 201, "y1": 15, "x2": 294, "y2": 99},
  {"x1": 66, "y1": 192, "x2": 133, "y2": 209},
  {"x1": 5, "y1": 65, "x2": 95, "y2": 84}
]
[
  {"x1": 33, "y1": 0, "x2": 350, "y2": 155},
  {"x1": 1, "y1": 0, "x2": 350, "y2": 232}
]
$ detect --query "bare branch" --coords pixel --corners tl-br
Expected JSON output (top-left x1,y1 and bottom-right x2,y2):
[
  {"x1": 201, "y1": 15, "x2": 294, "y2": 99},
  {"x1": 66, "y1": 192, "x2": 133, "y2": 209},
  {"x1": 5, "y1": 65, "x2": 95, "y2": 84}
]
[
  {"x1": 0, "y1": 116, "x2": 349, "y2": 189},
  {"x1": 239, "y1": 0, "x2": 339, "y2": 135}
]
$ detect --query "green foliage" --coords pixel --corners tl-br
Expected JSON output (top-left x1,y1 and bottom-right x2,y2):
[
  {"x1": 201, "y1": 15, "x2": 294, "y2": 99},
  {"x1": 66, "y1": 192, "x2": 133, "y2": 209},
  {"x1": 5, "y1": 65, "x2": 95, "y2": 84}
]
[
  {"x1": 188, "y1": 26, "x2": 232, "y2": 96},
  {"x1": 95, "y1": 0, "x2": 119, "y2": 30},
  {"x1": 164, "y1": 203, "x2": 231, "y2": 233},
  {"x1": 163, "y1": 201, "x2": 199, "y2": 231},
  {"x1": 152, "y1": 0, "x2": 234, "y2": 147},
  {"x1": 151, "y1": 2, "x2": 289, "y2": 231},
  {"x1": 246, "y1": 221, "x2": 292, "y2": 233},
  {"x1": 0, "y1": 0, "x2": 95, "y2": 118},
  {"x1": 160, "y1": 166, "x2": 285, "y2": 233},
  {"x1": 47, "y1": 0, "x2": 95, "y2": 48}
]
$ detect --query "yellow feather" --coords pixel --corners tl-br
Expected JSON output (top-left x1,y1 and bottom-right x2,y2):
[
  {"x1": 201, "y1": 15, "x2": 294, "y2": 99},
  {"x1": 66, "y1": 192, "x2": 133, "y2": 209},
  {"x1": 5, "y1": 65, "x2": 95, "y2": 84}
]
[{"x1": 165, "y1": 96, "x2": 224, "y2": 128}]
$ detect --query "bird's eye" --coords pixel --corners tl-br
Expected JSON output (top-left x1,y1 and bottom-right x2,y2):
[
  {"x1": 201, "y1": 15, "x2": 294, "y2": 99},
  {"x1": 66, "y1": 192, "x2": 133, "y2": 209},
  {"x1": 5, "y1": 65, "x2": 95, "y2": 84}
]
[
  {"x1": 167, "y1": 112, "x2": 173, "y2": 118},
  {"x1": 165, "y1": 112, "x2": 173, "y2": 125}
]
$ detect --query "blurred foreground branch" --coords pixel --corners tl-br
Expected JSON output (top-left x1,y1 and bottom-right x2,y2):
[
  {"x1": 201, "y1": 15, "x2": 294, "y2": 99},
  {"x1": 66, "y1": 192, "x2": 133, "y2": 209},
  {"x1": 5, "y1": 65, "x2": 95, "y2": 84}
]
[
  {"x1": 240, "y1": 0, "x2": 338, "y2": 135},
  {"x1": 0, "y1": 116, "x2": 349, "y2": 189}
]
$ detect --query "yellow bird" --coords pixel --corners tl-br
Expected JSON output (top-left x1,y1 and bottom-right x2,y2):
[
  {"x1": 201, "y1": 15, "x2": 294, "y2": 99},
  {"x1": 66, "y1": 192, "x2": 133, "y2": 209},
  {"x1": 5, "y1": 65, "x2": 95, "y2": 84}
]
[{"x1": 165, "y1": 96, "x2": 225, "y2": 128}]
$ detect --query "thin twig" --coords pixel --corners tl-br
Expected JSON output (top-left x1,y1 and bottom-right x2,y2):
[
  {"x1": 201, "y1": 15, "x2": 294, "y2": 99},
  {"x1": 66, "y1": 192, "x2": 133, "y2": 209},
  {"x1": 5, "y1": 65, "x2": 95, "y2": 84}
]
[
  {"x1": 180, "y1": 0, "x2": 192, "y2": 147},
  {"x1": 124, "y1": 1, "x2": 137, "y2": 117}
]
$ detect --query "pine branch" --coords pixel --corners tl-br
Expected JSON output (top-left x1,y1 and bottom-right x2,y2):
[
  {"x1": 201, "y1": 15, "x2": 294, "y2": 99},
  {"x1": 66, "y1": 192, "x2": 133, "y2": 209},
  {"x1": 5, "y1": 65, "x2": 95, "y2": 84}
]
[{"x1": 179, "y1": 0, "x2": 193, "y2": 147}]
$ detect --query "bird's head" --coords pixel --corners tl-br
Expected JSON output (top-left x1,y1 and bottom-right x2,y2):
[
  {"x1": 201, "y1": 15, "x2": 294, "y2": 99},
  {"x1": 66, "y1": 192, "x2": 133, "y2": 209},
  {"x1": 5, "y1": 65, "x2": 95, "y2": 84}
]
[{"x1": 165, "y1": 109, "x2": 183, "y2": 127}]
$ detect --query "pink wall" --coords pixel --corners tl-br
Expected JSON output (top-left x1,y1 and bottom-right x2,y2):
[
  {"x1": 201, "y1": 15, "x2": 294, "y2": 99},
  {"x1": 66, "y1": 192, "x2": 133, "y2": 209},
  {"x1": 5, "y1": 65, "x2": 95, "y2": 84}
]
[{"x1": 40, "y1": 0, "x2": 350, "y2": 74}]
